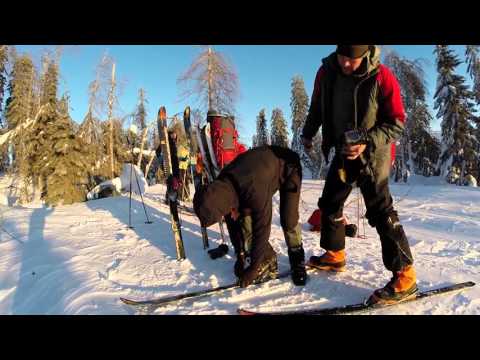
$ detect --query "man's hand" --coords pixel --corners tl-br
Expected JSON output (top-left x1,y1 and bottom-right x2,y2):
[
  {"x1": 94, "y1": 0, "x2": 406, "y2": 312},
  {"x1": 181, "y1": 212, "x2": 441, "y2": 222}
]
[
  {"x1": 301, "y1": 136, "x2": 313, "y2": 152},
  {"x1": 238, "y1": 266, "x2": 258, "y2": 288},
  {"x1": 342, "y1": 144, "x2": 367, "y2": 160}
]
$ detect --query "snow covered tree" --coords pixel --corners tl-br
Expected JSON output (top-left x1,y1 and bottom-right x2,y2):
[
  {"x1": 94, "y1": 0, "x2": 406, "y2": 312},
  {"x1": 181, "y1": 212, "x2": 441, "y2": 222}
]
[
  {"x1": 4, "y1": 54, "x2": 36, "y2": 200},
  {"x1": 290, "y1": 75, "x2": 316, "y2": 177},
  {"x1": 270, "y1": 108, "x2": 289, "y2": 148},
  {"x1": 384, "y1": 50, "x2": 440, "y2": 180},
  {"x1": 98, "y1": 118, "x2": 129, "y2": 179},
  {"x1": 465, "y1": 45, "x2": 480, "y2": 181},
  {"x1": 134, "y1": 88, "x2": 149, "y2": 170},
  {"x1": 0, "y1": 45, "x2": 10, "y2": 171},
  {"x1": 251, "y1": 134, "x2": 257, "y2": 148},
  {"x1": 255, "y1": 109, "x2": 269, "y2": 146},
  {"x1": 465, "y1": 45, "x2": 480, "y2": 104},
  {"x1": 0, "y1": 45, "x2": 8, "y2": 125},
  {"x1": 308, "y1": 134, "x2": 324, "y2": 179},
  {"x1": 43, "y1": 102, "x2": 91, "y2": 206},
  {"x1": 78, "y1": 75, "x2": 104, "y2": 182},
  {"x1": 24, "y1": 59, "x2": 60, "y2": 201},
  {"x1": 178, "y1": 46, "x2": 239, "y2": 115},
  {"x1": 434, "y1": 45, "x2": 479, "y2": 184},
  {"x1": 5, "y1": 54, "x2": 35, "y2": 131}
]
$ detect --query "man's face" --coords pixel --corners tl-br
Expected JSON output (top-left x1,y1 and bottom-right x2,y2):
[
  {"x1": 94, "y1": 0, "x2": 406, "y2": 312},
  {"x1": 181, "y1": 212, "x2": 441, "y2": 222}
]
[{"x1": 337, "y1": 54, "x2": 364, "y2": 75}]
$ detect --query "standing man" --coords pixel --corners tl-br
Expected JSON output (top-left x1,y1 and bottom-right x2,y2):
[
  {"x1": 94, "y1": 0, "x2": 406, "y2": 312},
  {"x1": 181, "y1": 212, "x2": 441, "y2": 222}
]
[
  {"x1": 301, "y1": 45, "x2": 417, "y2": 305},
  {"x1": 193, "y1": 146, "x2": 307, "y2": 288}
]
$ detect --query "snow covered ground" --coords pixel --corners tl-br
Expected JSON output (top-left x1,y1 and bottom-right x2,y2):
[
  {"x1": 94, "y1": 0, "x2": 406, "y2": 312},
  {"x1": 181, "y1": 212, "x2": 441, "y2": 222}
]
[{"x1": 0, "y1": 174, "x2": 479, "y2": 315}]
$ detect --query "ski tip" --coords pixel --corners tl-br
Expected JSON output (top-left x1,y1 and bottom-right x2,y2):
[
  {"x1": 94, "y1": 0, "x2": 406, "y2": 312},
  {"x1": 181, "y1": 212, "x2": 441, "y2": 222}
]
[
  {"x1": 120, "y1": 297, "x2": 139, "y2": 305},
  {"x1": 237, "y1": 308, "x2": 257, "y2": 316},
  {"x1": 159, "y1": 106, "x2": 166, "y2": 120},
  {"x1": 184, "y1": 106, "x2": 190, "y2": 117}
]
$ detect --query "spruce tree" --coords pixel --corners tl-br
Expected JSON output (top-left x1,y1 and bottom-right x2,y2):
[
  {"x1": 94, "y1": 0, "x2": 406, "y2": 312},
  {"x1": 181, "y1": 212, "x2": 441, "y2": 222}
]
[
  {"x1": 43, "y1": 103, "x2": 91, "y2": 206},
  {"x1": 25, "y1": 60, "x2": 60, "y2": 200},
  {"x1": 0, "y1": 46, "x2": 9, "y2": 171},
  {"x1": 255, "y1": 109, "x2": 269, "y2": 146},
  {"x1": 291, "y1": 75, "x2": 317, "y2": 177},
  {"x1": 0, "y1": 45, "x2": 8, "y2": 124},
  {"x1": 5, "y1": 54, "x2": 36, "y2": 200},
  {"x1": 434, "y1": 45, "x2": 478, "y2": 184},
  {"x1": 270, "y1": 108, "x2": 289, "y2": 148},
  {"x1": 5, "y1": 54, "x2": 35, "y2": 130},
  {"x1": 384, "y1": 50, "x2": 440, "y2": 180},
  {"x1": 465, "y1": 45, "x2": 480, "y2": 104},
  {"x1": 465, "y1": 45, "x2": 480, "y2": 180}
]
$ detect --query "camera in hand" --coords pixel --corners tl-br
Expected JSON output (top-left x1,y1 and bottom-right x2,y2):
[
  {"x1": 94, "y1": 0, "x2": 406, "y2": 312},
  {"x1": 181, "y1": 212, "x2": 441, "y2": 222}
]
[
  {"x1": 342, "y1": 128, "x2": 369, "y2": 146},
  {"x1": 338, "y1": 128, "x2": 370, "y2": 184}
]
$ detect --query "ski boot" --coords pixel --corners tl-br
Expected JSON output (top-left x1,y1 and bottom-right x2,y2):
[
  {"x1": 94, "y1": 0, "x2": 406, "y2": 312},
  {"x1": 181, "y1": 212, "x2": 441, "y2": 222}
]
[
  {"x1": 367, "y1": 265, "x2": 418, "y2": 305},
  {"x1": 307, "y1": 249, "x2": 346, "y2": 272},
  {"x1": 288, "y1": 246, "x2": 307, "y2": 286}
]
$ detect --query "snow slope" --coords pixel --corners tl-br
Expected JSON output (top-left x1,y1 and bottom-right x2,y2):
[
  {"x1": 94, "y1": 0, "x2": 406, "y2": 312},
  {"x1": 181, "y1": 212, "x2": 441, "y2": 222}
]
[{"x1": 0, "y1": 175, "x2": 478, "y2": 315}]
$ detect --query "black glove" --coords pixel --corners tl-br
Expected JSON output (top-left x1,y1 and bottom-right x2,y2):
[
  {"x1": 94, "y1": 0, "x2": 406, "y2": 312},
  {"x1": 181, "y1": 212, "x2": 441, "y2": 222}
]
[
  {"x1": 208, "y1": 244, "x2": 229, "y2": 260},
  {"x1": 345, "y1": 223, "x2": 358, "y2": 238}
]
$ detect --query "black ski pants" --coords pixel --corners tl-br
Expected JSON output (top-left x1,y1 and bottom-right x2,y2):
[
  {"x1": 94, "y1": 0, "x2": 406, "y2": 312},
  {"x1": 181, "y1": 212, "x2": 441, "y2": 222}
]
[{"x1": 319, "y1": 156, "x2": 414, "y2": 272}]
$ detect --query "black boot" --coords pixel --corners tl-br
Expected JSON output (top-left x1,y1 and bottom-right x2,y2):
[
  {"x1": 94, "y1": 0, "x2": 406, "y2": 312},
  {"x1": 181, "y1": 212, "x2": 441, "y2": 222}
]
[{"x1": 288, "y1": 246, "x2": 307, "y2": 286}]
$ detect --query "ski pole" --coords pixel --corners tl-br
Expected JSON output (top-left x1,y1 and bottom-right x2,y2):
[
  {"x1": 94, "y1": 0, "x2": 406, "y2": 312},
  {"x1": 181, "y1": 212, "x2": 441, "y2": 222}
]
[{"x1": 132, "y1": 164, "x2": 152, "y2": 224}]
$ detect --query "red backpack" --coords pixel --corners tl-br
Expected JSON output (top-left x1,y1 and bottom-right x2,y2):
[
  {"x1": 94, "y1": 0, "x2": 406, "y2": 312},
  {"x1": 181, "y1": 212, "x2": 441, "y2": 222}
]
[{"x1": 208, "y1": 111, "x2": 246, "y2": 169}]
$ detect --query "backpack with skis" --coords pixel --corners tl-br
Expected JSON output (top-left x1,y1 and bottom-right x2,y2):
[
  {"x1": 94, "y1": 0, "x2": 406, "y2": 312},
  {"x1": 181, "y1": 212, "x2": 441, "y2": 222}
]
[
  {"x1": 157, "y1": 106, "x2": 186, "y2": 260},
  {"x1": 194, "y1": 110, "x2": 247, "y2": 259},
  {"x1": 203, "y1": 110, "x2": 246, "y2": 176}
]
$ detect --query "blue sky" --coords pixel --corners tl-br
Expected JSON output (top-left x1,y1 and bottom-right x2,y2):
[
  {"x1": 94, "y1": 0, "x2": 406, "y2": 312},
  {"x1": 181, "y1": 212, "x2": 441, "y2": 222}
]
[{"x1": 14, "y1": 45, "x2": 472, "y2": 145}]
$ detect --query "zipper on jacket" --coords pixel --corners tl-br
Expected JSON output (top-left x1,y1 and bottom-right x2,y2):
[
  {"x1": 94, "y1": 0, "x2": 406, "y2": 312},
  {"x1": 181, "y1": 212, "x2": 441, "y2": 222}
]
[{"x1": 353, "y1": 69, "x2": 378, "y2": 129}]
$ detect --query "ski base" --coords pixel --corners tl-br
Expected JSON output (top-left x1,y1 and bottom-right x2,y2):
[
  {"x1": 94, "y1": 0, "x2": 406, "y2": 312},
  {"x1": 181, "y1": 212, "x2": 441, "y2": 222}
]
[{"x1": 237, "y1": 281, "x2": 475, "y2": 315}]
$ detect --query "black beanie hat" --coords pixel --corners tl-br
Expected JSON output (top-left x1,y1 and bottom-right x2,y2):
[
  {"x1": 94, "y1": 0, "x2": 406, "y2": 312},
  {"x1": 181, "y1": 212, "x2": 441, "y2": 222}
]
[
  {"x1": 336, "y1": 45, "x2": 370, "y2": 59},
  {"x1": 193, "y1": 179, "x2": 239, "y2": 227}
]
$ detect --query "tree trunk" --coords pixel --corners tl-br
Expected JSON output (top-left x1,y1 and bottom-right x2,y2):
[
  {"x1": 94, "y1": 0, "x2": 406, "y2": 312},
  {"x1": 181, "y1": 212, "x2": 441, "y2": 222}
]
[
  {"x1": 108, "y1": 63, "x2": 116, "y2": 179},
  {"x1": 207, "y1": 47, "x2": 213, "y2": 110},
  {"x1": 137, "y1": 127, "x2": 148, "y2": 170},
  {"x1": 144, "y1": 152, "x2": 156, "y2": 184}
]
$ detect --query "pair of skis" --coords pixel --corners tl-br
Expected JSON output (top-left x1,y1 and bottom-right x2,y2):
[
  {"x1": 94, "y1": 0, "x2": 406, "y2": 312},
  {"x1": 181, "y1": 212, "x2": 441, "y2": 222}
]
[
  {"x1": 120, "y1": 263, "x2": 475, "y2": 314},
  {"x1": 182, "y1": 107, "x2": 209, "y2": 249},
  {"x1": 157, "y1": 106, "x2": 186, "y2": 260},
  {"x1": 157, "y1": 106, "x2": 226, "y2": 257}
]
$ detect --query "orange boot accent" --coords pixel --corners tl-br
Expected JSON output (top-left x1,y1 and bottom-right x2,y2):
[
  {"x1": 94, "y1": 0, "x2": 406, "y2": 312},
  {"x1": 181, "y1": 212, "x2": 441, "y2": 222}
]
[
  {"x1": 323, "y1": 250, "x2": 346, "y2": 263},
  {"x1": 392, "y1": 265, "x2": 416, "y2": 293},
  {"x1": 307, "y1": 249, "x2": 346, "y2": 272}
]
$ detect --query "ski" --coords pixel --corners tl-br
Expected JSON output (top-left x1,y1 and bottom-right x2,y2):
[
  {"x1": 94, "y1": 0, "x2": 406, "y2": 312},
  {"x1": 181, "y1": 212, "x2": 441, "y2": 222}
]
[
  {"x1": 120, "y1": 270, "x2": 292, "y2": 310},
  {"x1": 183, "y1": 107, "x2": 209, "y2": 249},
  {"x1": 194, "y1": 122, "x2": 227, "y2": 245},
  {"x1": 204, "y1": 122, "x2": 221, "y2": 177},
  {"x1": 157, "y1": 106, "x2": 186, "y2": 260},
  {"x1": 237, "y1": 281, "x2": 476, "y2": 315}
]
